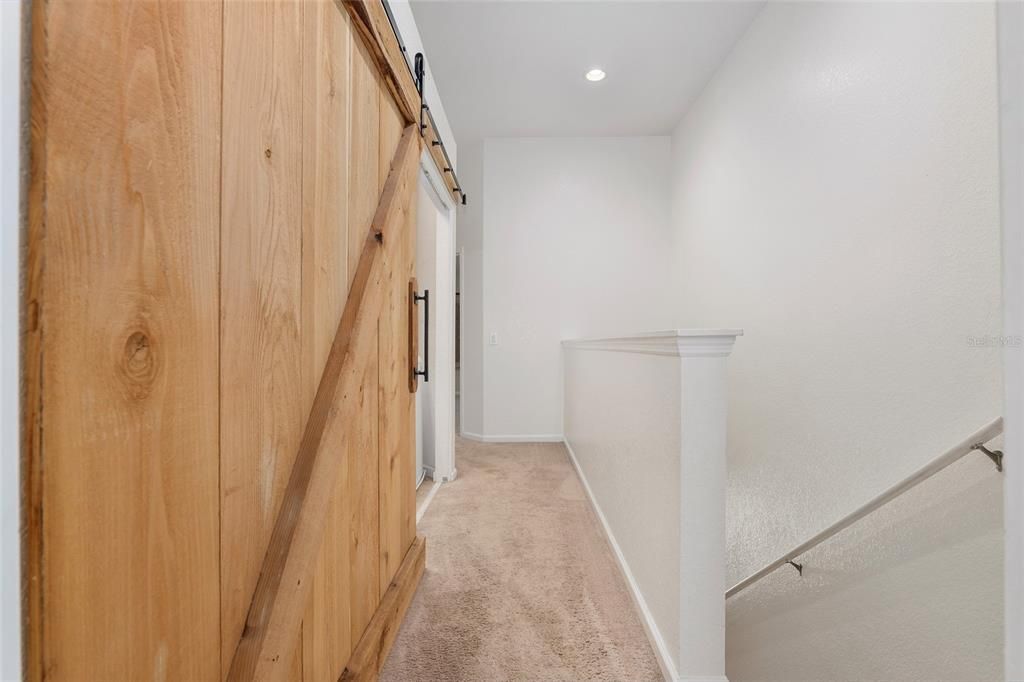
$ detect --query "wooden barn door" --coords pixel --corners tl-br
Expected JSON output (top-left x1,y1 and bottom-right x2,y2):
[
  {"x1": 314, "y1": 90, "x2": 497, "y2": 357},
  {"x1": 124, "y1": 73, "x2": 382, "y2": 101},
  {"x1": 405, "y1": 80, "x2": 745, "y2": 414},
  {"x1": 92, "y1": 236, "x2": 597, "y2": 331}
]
[{"x1": 25, "y1": 1, "x2": 428, "y2": 680}]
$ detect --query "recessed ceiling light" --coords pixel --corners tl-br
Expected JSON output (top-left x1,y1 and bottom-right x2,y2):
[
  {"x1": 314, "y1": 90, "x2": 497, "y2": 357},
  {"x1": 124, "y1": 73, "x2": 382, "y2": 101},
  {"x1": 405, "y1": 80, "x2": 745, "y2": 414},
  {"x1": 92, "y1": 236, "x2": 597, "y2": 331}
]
[{"x1": 585, "y1": 68, "x2": 606, "y2": 82}]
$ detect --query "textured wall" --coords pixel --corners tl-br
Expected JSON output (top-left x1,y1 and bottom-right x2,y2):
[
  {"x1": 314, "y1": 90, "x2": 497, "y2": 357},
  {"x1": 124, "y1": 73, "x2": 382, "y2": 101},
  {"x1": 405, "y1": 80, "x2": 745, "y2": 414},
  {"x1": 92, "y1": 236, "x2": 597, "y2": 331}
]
[
  {"x1": 668, "y1": 3, "x2": 1003, "y2": 679},
  {"x1": 997, "y1": 7, "x2": 1024, "y2": 676}
]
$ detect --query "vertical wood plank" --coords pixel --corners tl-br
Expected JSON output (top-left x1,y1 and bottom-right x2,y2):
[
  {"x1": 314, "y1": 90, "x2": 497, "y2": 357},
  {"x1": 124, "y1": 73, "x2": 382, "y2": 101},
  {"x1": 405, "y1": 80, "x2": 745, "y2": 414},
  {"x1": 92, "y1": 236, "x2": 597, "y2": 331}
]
[
  {"x1": 345, "y1": 338, "x2": 382, "y2": 661},
  {"x1": 302, "y1": 0, "x2": 352, "y2": 408},
  {"x1": 346, "y1": 28, "x2": 384, "y2": 640},
  {"x1": 348, "y1": 37, "x2": 380, "y2": 287},
  {"x1": 36, "y1": 1, "x2": 222, "y2": 678},
  {"x1": 377, "y1": 99, "x2": 418, "y2": 595},
  {"x1": 220, "y1": 0, "x2": 305, "y2": 677},
  {"x1": 300, "y1": 2, "x2": 357, "y2": 679}
]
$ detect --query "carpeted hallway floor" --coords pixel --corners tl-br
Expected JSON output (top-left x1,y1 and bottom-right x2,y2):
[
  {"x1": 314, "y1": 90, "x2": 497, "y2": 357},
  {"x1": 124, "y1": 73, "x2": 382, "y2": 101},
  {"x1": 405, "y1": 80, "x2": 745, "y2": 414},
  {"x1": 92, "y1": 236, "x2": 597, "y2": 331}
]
[{"x1": 380, "y1": 438, "x2": 663, "y2": 681}]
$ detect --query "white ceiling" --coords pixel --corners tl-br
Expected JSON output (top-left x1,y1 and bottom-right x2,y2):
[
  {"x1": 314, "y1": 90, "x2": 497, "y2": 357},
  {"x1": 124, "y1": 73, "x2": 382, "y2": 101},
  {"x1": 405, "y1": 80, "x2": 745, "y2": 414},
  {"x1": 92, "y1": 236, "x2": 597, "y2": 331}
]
[{"x1": 409, "y1": 0, "x2": 764, "y2": 142}]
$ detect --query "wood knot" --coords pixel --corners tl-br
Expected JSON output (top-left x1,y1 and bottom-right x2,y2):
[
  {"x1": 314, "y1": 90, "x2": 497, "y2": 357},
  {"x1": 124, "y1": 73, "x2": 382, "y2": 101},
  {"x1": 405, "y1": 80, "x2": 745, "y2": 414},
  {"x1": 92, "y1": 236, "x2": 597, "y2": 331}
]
[
  {"x1": 119, "y1": 329, "x2": 158, "y2": 398},
  {"x1": 264, "y1": 148, "x2": 272, "y2": 159}
]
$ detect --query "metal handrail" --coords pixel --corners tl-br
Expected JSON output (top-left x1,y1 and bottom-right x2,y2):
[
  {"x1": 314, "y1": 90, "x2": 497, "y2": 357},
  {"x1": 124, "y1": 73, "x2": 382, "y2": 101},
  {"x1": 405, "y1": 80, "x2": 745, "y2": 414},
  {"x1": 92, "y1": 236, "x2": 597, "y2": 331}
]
[{"x1": 726, "y1": 417, "x2": 1005, "y2": 598}]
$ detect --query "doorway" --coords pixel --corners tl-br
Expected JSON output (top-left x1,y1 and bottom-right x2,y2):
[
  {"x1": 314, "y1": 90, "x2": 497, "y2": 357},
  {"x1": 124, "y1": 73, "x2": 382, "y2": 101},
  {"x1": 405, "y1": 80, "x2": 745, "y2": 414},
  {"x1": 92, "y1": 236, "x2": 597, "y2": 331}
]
[{"x1": 415, "y1": 158, "x2": 457, "y2": 488}]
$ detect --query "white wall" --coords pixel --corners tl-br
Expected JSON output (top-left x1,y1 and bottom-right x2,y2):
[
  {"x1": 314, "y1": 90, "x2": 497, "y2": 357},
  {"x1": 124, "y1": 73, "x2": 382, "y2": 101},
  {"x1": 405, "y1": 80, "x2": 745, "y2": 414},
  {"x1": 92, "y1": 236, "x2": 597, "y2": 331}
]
[
  {"x1": 667, "y1": 3, "x2": 1003, "y2": 679},
  {"x1": 1, "y1": 1, "x2": 22, "y2": 678},
  {"x1": 456, "y1": 141, "x2": 485, "y2": 438},
  {"x1": 473, "y1": 137, "x2": 672, "y2": 440}
]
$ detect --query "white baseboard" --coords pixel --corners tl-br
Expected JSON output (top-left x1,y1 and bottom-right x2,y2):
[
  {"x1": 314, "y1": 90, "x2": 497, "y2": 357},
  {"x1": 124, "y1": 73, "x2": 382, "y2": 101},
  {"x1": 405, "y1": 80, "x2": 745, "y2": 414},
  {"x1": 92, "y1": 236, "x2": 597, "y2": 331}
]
[
  {"x1": 563, "y1": 438, "x2": 681, "y2": 682},
  {"x1": 416, "y1": 480, "x2": 443, "y2": 524},
  {"x1": 461, "y1": 431, "x2": 564, "y2": 443}
]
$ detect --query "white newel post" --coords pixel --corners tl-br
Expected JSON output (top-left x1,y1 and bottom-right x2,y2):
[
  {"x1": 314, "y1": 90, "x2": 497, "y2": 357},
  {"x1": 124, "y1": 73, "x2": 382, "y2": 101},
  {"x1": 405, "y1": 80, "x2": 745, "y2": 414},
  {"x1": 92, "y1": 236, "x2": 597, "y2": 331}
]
[{"x1": 675, "y1": 333, "x2": 739, "y2": 681}]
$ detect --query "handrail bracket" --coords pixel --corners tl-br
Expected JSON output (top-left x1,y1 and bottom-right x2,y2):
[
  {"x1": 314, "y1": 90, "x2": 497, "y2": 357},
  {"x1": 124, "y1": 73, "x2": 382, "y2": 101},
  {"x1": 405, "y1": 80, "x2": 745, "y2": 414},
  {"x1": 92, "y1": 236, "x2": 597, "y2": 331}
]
[
  {"x1": 786, "y1": 560, "x2": 803, "y2": 576},
  {"x1": 972, "y1": 442, "x2": 1004, "y2": 472}
]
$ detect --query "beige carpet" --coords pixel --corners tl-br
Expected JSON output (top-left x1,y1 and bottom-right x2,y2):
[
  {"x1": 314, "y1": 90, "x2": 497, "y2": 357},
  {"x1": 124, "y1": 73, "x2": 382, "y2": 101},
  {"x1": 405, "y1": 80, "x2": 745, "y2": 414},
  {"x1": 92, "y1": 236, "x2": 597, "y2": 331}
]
[{"x1": 380, "y1": 438, "x2": 663, "y2": 681}]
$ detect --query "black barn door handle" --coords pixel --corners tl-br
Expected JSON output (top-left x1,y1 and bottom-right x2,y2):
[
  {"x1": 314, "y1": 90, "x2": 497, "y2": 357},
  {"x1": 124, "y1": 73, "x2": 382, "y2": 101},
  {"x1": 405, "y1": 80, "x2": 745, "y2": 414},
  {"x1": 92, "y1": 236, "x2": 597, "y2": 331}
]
[{"x1": 414, "y1": 289, "x2": 429, "y2": 382}]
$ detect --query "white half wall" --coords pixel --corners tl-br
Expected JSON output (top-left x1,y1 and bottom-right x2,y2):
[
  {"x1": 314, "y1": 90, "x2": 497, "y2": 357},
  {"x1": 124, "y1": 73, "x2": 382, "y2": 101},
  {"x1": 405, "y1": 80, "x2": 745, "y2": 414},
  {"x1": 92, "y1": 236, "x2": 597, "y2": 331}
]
[
  {"x1": 563, "y1": 330, "x2": 740, "y2": 681},
  {"x1": 564, "y1": 346, "x2": 681, "y2": 679},
  {"x1": 1, "y1": 1, "x2": 22, "y2": 678},
  {"x1": 476, "y1": 137, "x2": 672, "y2": 440},
  {"x1": 667, "y1": 3, "x2": 1003, "y2": 679}
]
